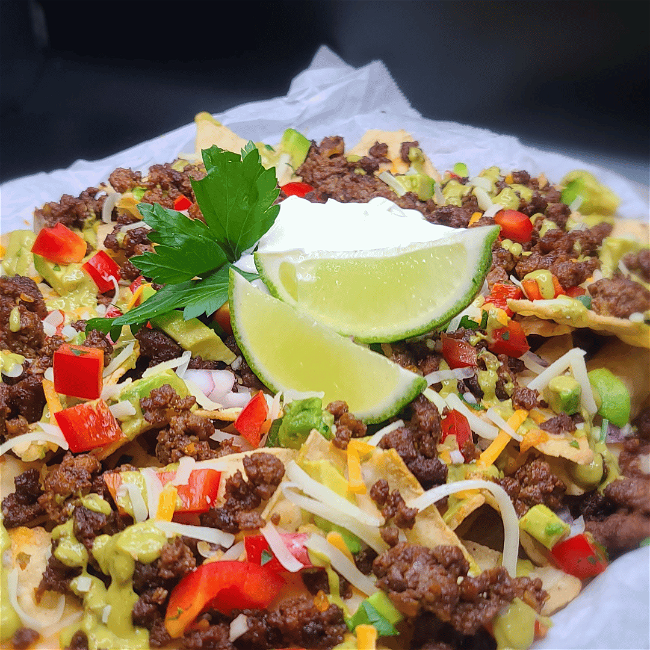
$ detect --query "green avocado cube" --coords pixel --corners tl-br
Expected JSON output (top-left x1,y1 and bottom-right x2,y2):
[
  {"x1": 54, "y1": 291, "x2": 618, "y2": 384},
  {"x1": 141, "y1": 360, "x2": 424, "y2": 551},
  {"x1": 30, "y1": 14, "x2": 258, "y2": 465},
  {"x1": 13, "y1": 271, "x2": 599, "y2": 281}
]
[
  {"x1": 280, "y1": 128, "x2": 311, "y2": 170},
  {"x1": 544, "y1": 375, "x2": 581, "y2": 416},
  {"x1": 519, "y1": 504, "x2": 570, "y2": 549},
  {"x1": 588, "y1": 368, "x2": 631, "y2": 428}
]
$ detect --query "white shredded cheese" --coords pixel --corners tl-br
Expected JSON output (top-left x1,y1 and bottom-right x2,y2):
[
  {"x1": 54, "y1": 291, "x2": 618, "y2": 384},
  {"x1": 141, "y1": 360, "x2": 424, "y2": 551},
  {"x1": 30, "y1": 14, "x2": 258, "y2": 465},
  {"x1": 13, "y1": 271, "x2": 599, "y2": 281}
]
[
  {"x1": 449, "y1": 450, "x2": 465, "y2": 464},
  {"x1": 424, "y1": 366, "x2": 474, "y2": 385},
  {"x1": 482, "y1": 203, "x2": 504, "y2": 219},
  {"x1": 153, "y1": 521, "x2": 235, "y2": 548},
  {"x1": 445, "y1": 393, "x2": 500, "y2": 440},
  {"x1": 141, "y1": 354, "x2": 186, "y2": 377},
  {"x1": 171, "y1": 456, "x2": 195, "y2": 486},
  {"x1": 102, "y1": 192, "x2": 122, "y2": 223},
  {"x1": 0, "y1": 428, "x2": 68, "y2": 457},
  {"x1": 108, "y1": 401, "x2": 137, "y2": 420},
  {"x1": 378, "y1": 171, "x2": 407, "y2": 197},
  {"x1": 103, "y1": 342, "x2": 135, "y2": 377},
  {"x1": 122, "y1": 482, "x2": 148, "y2": 523},
  {"x1": 568, "y1": 353, "x2": 598, "y2": 415},
  {"x1": 101, "y1": 378, "x2": 132, "y2": 401},
  {"x1": 101, "y1": 605, "x2": 112, "y2": 624},
  {"x1": 526, "y1": 348, "x2": 582, "y2": 392},
  {"x1": 423, "y1": 387, "x2": 448, "y2": 412},
  {"x1": 122, "y1": 220, "x2": 151, "y2": 232},
  {"x1": 141, "y1": 468, "x2": 163, "y2": 520},
  {"x1": 175, "y1": 350, "x2": 192, "y2": 379},
  {"x1": 485, "y1": 407, "x2": 523, "y2": 442},
  {"x1": 260, "y1": 522, "x2": 304, "y2": 572},
  {"x1": 8, "y1": 569, "x2": 46, "y2": 630},
  {"x1": 220, "y1": 540, "x2": 245, "y2": 561}
]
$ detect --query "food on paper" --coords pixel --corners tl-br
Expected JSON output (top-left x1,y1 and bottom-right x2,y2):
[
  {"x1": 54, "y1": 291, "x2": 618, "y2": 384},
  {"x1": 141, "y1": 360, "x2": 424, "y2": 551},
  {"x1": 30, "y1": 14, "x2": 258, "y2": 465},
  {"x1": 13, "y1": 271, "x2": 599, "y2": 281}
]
[{"x1": 0, "y1": 119, "x2": 649, "y2": 650}]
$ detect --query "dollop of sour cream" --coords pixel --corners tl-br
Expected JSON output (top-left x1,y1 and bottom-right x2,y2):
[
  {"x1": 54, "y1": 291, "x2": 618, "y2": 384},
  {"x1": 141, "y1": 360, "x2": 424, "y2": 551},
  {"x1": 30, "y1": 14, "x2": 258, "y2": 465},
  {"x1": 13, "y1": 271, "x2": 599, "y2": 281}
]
[{"x1": 236, "y1": 196, "x2": 456, "y2": 273}]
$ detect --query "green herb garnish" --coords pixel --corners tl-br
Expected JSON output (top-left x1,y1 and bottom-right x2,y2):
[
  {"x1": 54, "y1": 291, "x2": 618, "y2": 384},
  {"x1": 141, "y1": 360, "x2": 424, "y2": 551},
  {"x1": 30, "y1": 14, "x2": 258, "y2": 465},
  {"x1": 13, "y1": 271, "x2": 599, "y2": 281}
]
[{"x1": 87, "y1": 143, "x2": 279, "y2": 338}]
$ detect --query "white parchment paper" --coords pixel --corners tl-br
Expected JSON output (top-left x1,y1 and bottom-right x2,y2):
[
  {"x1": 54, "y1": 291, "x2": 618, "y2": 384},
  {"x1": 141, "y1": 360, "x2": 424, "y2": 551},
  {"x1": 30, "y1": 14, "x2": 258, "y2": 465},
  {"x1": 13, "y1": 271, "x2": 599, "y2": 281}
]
[{"x1": 0, "y1": 45, "x2": 648, "y2": 649}]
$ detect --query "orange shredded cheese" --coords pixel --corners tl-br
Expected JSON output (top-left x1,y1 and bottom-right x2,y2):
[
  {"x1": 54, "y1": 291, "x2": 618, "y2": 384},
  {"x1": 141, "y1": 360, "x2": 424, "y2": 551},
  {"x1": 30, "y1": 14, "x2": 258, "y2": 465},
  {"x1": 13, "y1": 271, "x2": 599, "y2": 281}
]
[
  {"x1": 156, "y1": 483, "x2": 178, "y2": 521},
  {"x1": 505, "y1": 173, "x2": 514, "y2": 184},
  {"x1": 314, "y1": 590, "x2": 330, "y2": 612},
  {"x1": 477, "y1": 409, "x2": 528, "y2": 468},
  {"x1": 326, "y1": 531, "x2": 355, "y2": 563},
  {"x1": 347, "y1": 440, "x2": 374, "y2": 494},
  {"x1": 42, "y1": 379, "x2": 62, "y2": 425},
  {"x1": 528, "y1": 409, "x2": 548, "y2": 425},
  {"x1": 126, "y1": 283, "x2": 151, "y2": 310},
  {"x1": 0, "y1": 245, "x2": 6, "y2": 258},
  {"x1": 469, "y1": 211, "x2": 482, "y2": 226},
  {"x1": 520, "y1": 428, "x2": 549, "y2": 454},
  {"x1": 356, "y1": 624, "x2": 378, "y2": 650}
]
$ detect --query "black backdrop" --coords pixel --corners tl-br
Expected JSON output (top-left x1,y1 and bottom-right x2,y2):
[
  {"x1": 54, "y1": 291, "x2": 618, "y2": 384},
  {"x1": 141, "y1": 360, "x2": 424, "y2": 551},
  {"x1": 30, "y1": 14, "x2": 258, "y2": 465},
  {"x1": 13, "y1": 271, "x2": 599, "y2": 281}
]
[{"x1": 1, "y1": 0, "x2": 648, "y2": 185}]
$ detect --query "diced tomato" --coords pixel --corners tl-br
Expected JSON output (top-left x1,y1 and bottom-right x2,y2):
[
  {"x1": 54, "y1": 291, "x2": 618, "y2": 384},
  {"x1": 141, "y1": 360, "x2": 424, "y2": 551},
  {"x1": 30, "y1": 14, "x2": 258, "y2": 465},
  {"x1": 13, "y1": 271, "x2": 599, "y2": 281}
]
[
  {"x1": 488, "y1": 320, "x2": 530, "y2": 358},
  {"x1": 483, "y1": 283, "x2": 523, "y2": 316},
  {"x1": 105, "y1": 305, "x2": 123, "y2": 318},
  {"x1": 234, "y1": 391, "x2": 270, "y2": 447},
  {"x1": 53, "y1": 344, "x2": 104, "y2": 400},
  {"x1": 129, "y1": 276, "x2": 144, "y2": 293},
  {"x1": 494, "y1": 210, "x2": 533, "y2": 244},
  {"x1": 82, "y1": 250, "x2": 121, "y2": 293},
  {"x1": 281, "y1": 182, "x2": 314, "y2": 198},
  {"x1": 244, "y1": 532, "x2": 312, "y2": 573},
  {"x1": 550, "y1": 532, "x2": 608, "y2": 579},
  {"x1": 55, "y1": 399, "x2": 124, "y2": 453},
  {"x1": 565, "y1": 285, "x2": 586, "y2": 297},
  {"x1": 31, "y1": 223, "x2": 87, "y2": 264},
  {"x1": 164, "y1": 561, "x2": 285, "y2": 638},
  {"x1": 212, "y1": 302, "x2": 232, "y2": 336},
  {"x1": 441, "y1": 334, "x2": 478, "y2": 369},
  {"x1": 104, "y1": 468, "x2": 221, "y2": 516},
  {"x1": 440, "y1": 410, "x2": 472, "y2": 449},
  {"x1": 173, "y1": 195, "x2": 193, "y2": 211}
]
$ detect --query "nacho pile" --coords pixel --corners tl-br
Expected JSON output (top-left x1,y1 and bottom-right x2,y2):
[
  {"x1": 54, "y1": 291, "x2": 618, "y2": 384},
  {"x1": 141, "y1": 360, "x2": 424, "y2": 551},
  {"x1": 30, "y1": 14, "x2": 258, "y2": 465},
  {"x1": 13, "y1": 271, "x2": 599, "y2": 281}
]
[{"x1": 1, "y1": 117, "x2": 649, "y2": 650}]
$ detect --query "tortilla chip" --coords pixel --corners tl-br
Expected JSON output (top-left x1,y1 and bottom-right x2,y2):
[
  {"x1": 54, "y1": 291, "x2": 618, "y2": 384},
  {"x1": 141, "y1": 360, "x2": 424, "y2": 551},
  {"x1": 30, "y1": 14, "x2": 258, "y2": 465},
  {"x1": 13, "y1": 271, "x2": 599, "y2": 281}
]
[
  {"x1": 443, "y1": 493, "x2": 486, "y2": 530},
  {"x1": 194, "y1": 111, "x2": 248, "y2": 157},
  {"x1": 517, "y1": 314, "x2": 574, "y2": 338},
  {"x1": 346, "y1": 129, "x2": 441, "y2": 181},
  {"x1": 534, "y1": 433, "x2": 594, "y2": 464},
  {"x1": 509, "y1": 297, "x2": 650, "y2": 348}
]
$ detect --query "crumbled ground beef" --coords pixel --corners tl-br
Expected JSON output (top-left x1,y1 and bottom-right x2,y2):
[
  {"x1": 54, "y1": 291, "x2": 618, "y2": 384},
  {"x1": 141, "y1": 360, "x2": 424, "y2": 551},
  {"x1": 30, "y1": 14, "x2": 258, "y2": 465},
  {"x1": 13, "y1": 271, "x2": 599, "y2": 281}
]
[
  {"x1": 327, "y1": 400, "x2": 367, "y2": 449},
  {"x1": 425, "y1": 205, "x2": 474, "y2": 229},
  {"x1": 410, "y1": 612, "x2": 497, "y2": 650},
  {"x1": 200, "y1": 453, "x2": 284, "y2": 534},
  {"x1": 72, "y1": 504, "x2": 124, "y2": 550},
  {"x1": 11, "y1": 628, "x2": 40, "y2": 650},
  {"x1": 141, "y1": 383, "x2": 196, "y2": 428},
  {"x1": 0, "y1": 275, "x2": 47, "y2": 357},
  {"x1": 81, "y1": 328, "x2": 113, "y2": 366},
  {"x1": 633, "y1": 407, "x2": 650, "y2": 440},
  {"x1": 34, "y1": 187, "x2": 105, "y2": 229},
  {"x1": 539, "y1": 413, "x2": 576, "y2": 434},
  {"x1": 370, "y1": 479, "x2": 418, "y2": 529},
  {"x1": 618, "y1": 435, "x2": 650, "y2": 477},
  {"x1": 0, "y1": 371, "x2": 47, "y2": 439},
  {"x1": 155, "y1": 410, "x2": 217, "y2": 465},
  {"x1": 495, "y1": 457, "x2": 566, "y2": 517},
  {"x1": 1, "y1": 468, "x2": 45, "y2": 528},
  {"x1": 623, "y1": 248, "x2": 650, "y2": 283},
  {"x1": 354, "y1": 547, "x2": 378, "y2": 576},
  {"x1": 512, "y1": 384, "x2": 540, "y2": 411},
  {"x1": 588, "y1": 276, "x2": 650, "y2": 318},
  {"x1": 373, "y1": 543, "x2": 546, "y2": 634},
  {"x1": 38, "y1": 453, "x2": 102, "y2": 524},
  {"x1": 37, "y1": 551, "x2": 82, "y2": 597},
  {"x1": 65, "y1": 631, "x2": 89, "y2": 650},
  {"x1": 379, "y1": 395, "x2": 448, "y2": 489},
  {"x1": 135, "y1": 328, "x2": 183, "y2": 366}
]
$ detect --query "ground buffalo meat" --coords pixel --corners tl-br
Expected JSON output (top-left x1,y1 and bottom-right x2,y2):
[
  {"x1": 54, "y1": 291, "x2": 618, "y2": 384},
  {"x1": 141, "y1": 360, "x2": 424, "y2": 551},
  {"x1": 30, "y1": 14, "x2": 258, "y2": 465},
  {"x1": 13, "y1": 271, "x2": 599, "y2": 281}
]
[
  {"x1": 223, "y1": 335, "x2": 265, "y2": 390},
  {"x1": 370, "y1": 479, "x2": 418, "y2": 529},
  {"x1": 201, "y1": 453, "x2": 284, "y2": 534},
  {"x1": 65, "y1": 631, "x2": 89, "y2": 650},
  {"x1": 618, "y1": 435, "x2": 650, "y2": 477},
  {"x1": 131, "y1": 588, "x2": 170, "y2": 647},
  {"x1": 81, "y1": 328, "x2": 113, "y2": 366},
  {"x1": 0, "y1": 371, "x2": 47, "y2": 439},
  {"x1": 135, "y1": 328, "x2": 183, "y2": 366},
  {"x1": 496, "y1": 457, "x2": 566, "y2": 517},
  {"x1": 72, "y1": 504, "x2": 124, "y2": 550},
  {"x1": 34, "y1": 187, "x2": 105, "y2": 229},
  {"x1": 0, "y1": 275, "x2": 47, "y2": 357},
  {"x1": 539, "y1": 413, "x2": 576, "y2": 434},
  {"x1": 37, "y1": 552, "x2": 82, "y2": 597},
  {"x1": 38, "y1": 453, "x2": 102, "y2": 524},
  {"x1": 155, "y1": 410, "x2": 218, "y2": 465},
  {"x1": 486, "y1": 248, "x2": 517, "y2": 289},
  {"x1": 379, "y1": 395, "x2": 448, "y2": 489},
  {"x1": 327, "y1": 400, "x2": 367, "y2": 449},
  {"x1": 354, "y1": 547, "x2": 378, "y2": 576},
  {"x1": 588, "y1": 276, "x2": 650, "y2": 318},
  {"x1": 623, "y1": 248, "x2": 650, "y2": 283},
  {"x1": 512, "y1": 384, "x2": 540, "y2": 411},
  {"x1": 425, "y1": 205, "x2": 474, "y2": 229},
  {"x1": 11, "y1": 628, "x2": 40, "y2": 650},
  {"x1": 141, "y1": 384, "x2": 196, "y2": 428},
  {"x1": 373, "y1": 543, "x2": 546, "y2": 634},
  {"x1": 1, "y1": 468, "x2": 45, "y2": 528},
  {"x1": 108, "y1": 167, "x2": 143, "y2": 193},
  {"x1": 632, "y1": 407, "x2": 650, "y2": 440}
]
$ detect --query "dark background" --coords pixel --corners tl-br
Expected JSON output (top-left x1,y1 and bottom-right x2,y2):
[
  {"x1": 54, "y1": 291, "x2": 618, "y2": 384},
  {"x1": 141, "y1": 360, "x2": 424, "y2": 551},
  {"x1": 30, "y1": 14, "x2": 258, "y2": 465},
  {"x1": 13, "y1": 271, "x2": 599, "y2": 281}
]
[{"x1": 1, "y1": 0, "x2": 649, "y2": 186}]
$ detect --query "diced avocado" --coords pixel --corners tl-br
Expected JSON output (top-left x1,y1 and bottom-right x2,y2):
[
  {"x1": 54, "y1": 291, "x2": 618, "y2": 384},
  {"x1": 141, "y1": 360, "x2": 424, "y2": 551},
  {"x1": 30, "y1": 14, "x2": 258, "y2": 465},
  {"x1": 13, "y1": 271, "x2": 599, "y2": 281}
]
[
  {"x1": 519, "y1": 504, "x2": 570, "y2": 549},
  {"x1": 442, "y1": 179, "x2": 470, "y2": 206},
  {"x1": 560, "y1": 170, "x2": 620, "y2": 216},
  {"x1": 280, "y1": 128, "x2": 311, "y2": 170},
  {"x1": 33, "y1": 254, "x2": 98, "y2": 311},
  {"x1": 599, "y1": 237, "x2": 641, "y2": 279},
  {"x1": 492, "y1": 598, "x2": 539, "y2": 650},
  {"x1": 492, "y1": 187, "x2": 520, "y2": 210},
  {"x1": 277, "y1": 397, "x2": 334, "y2": 449},
  {"x1": 392, "y1": 173, "x2": 435, "y2": 201},
  {"x1": 588, "y1": 368, "x2": 631, "y2": 428},
  {"x1": 346, "y1": 600, "x2": 399, "y2": 636},
  {"x1": 453, "y1": 162, "x2": 468, "y2": 178},
  {"x1": 570, "y1": 452, "x2": 604, "y2": 490},
  {"x1": 2, "y1": 230, "x2": 36, "y2": 276},
  {"x1": 544, "y1": 375, "x2": 582, "y2": 416},
  {"x1": 366, "y1": 590, "x2": 403, "y2": 626},
  {"x1": 151, "y1": 310, "x2": 235, "y2": 364}
]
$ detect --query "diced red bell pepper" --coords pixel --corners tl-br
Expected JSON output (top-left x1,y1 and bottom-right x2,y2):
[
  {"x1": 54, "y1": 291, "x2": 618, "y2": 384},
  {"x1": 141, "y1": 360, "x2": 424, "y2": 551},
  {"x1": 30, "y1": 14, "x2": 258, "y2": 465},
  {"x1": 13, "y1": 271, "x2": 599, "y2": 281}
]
[
  {"x1": 494, "y1": 210, "x2": 533, "y2": 244},
  {"x1": 550, "y1": 532, "x2": 608, "y2": 579},
  {"x1": 105, "y1": 305, "x2": 123, "y2": 318},
  {"x1": 244, "y1": 532, "x2": 313, "y2": 573},
  {"x1": 104, "y1": 468, "x2": 221, "y2": 516},
  {"x1": 440, "y1": 410, "x2": 472, "y2": 448},
  {"x1": 82, "y1": 250, "x2": 121, "y2": 293},
  {"x1": 173, "y1": 195, "x2": 193, "y2": 211},
  {"x1": 522, "y1": 274, "x2": 565, "y2": 301},
  {"x1": 53, "y1": 344, "x2": 104, "y2": 400},
  {"x1": 488, "y1": 320, "x2": 530, "y2": 358},
  {"x1": 129, "y1": 276, "x2": 145, "y2": 293},
  {"x1": 281, "y1": 182, "x2": 314, "y2": 198},
  {"x1": 31, "y1": 223, "x2": 87, "y2": 264},
  {"x1": 211, "y1": 302, "x2": 233, "y2": 336},
  {"x1": 483, "y1": 283, "x2": 523, "y2": 316},
  {"x1": 55, "y1": 399, "x2": 124, "y2": 453},
  {"x1": 234, "y1": 391, "x2": 270, "y2": 447},
  {"x1": 441, "y1": 334, "x2": 478, "y2": 369},
  {"x1": 165, "y1": 561, "x2": 285, "y2": 638},
  {"x1": 565, "y1": 285, "x2": 586, "y2": 297}
]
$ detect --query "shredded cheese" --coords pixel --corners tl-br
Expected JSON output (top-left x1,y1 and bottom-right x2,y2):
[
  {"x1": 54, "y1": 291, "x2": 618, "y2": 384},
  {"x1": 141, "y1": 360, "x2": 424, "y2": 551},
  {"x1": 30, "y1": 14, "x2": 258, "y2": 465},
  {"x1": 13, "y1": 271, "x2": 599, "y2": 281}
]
[
  {"x1": 0, "y1": 428, "x2": 68, "y2": 457},
  {"x1": 356, "y1": 624, "x2": 378, "y2": 650},
  {"x1": 156, "y1": 483, "x2": 178, "y2": 522},
  {"x1": 477, "y1": 410, "x2": 527, "y2": 467},
  {"x1": 326, "y1": 532, "x2": 355, "y2": 563},
  {"x1": 260, "y1": 522, "x2": 304, "y2": 572},
  {"x1": 153, "y1": 520, "x2": 235, "y2": 548},
  {"x1": 42, "y1": 378, "x2": 62, "y2": 425}
]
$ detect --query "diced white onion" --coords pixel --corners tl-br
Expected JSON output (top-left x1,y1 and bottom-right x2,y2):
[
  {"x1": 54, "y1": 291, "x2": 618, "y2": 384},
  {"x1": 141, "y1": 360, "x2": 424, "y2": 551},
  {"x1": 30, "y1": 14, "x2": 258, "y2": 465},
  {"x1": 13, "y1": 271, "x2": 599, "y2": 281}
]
[
  {"x1": 568, "y1": 515, "x2": 585, "y2": 539},
  {"x1": 184, "y1": 378, "x2": 223, "y2": 409},
  {"x1": 44, "y1": 310, "x2": 65, "y2": 328},
  {"x1": 207, "y1": 369, "x2": 237, "y2": 400},
  {"x1": 281, "y1": 482, "x2": 387, "y2": 554},
  {"x1": 485, "y1": 408, "x2": 523, "y2": 442},
  {"x1": 434, "y1": 182, "x2": 445, "y2": 206},
  {"x1": 469, "y1": 176, "x2": 493, "y2": 192},
  {"x1": 520, "y1": 350, "x2": 549, "y2": 375},
  {"x1": 463, "y1": 392, "x2": 477, "y2": 405},
  {"x1": 424, "y1": 366, "x2": 474, "y2": 385},
  {"x1": 7, "y1": 569, "x2": 47, "y2": 630},
  {"x1": 43, "y1": 367, "x2": 54, "y2": 382},
  {"x1": 423, "y1": 387, "x2": 448, "y2": 412},
  {"x1": 220, "y1": 390, "x2": 252, "y2": 408},
  {"x1": 108, "y1": 401, "x2": 137, "y2": 420},
  {"x1": 171, "y1": 456, "x2": 195, "y2": 486},
  {"x1": 210, "y1": 430, "x2": 251, "y2": 449},
  {"x1": 61, "y1": 325, "x2": 78, "y2": 340},
  {"x1": 122, "y1": 483, "x2": 148, "y2": 523},
  {"x1": 141, "y1": 468, "x2": 163, "y2": 520},
  {"x1": 449, "y1": 450, "x2": 465, "y2": 464},
  {"x1": 230, "y1": 356, "x2": 243, "y2": 370},
  {"x1": 0, "y1": 429, "x2": 69, "y2": 457},
  {"x1": 473, "y1": 187, "x2": 493, "y2": 211},
  {"x1": 306, "y1": 534, "x2": 378, "y2": 596},
  {"x1": 629, "y1": 312, "x2": 645, "y2": 323},
  {"x1": 122, "y1": 220, "x2": 151, "y2": 232},
  {"x1": 42, "y1": 321, "x2": 57, "y2": 336},
  {"x1": 220, "y1": 540, "x2": 245, "y2": 561},
  {"x1": 261, "y1": 522, "x2": 304, "y2": 572},
  {"x1": 229, "y1": 614, "x2": 249, "y2": 642},
  {"x1": 482, "y1": 203, "x2": 504, "y2": 219},
  {"x1": 154, "y1": 520, "x2": 235, "y2": 548},
  {"x1": 408, "y1": 479, "x2": 519, "y2": 577},
  {"x1": 2, "y1": 361, "x2": 25, "y2": 378},
  {"x1": 103, "y1": 342, "x2": 135, "y2": 378},
  {"x1": 378, "y1": 171, "x2": 407, "y2": 197},
  {"x1": 102, "y1": 605, "x2": 112, "y2": 624},
  {"x1": 102, "y1": 192, "x2": 122, "y2": 223},
  {"x1": 183, "y1": 369, "x2": 215, "y2": 396},
  {"x1": 75, "y1": 576, "x2": 92, "y2": 593},
  {"x1": 445, "y1": 393, "x2": 499, "y2": 440},
  {"x1": 367, "y1": 419, "x2": 405, "y2": 446}
]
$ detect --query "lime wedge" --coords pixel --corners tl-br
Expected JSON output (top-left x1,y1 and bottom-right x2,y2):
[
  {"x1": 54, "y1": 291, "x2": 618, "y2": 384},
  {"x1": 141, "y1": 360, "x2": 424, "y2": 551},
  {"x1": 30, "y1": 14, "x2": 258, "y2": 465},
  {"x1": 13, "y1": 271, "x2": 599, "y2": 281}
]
[
  {"x1": 255, "y1": 225, "x2": 499, "y2": 343},
  {"x1": 229, "y1": 269, "x2": 427, "y2": 423}
]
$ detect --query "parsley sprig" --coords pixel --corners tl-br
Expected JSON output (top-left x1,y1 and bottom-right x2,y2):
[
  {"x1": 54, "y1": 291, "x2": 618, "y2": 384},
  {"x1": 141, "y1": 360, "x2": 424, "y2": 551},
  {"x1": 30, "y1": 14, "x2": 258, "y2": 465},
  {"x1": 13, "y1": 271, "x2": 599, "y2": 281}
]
[{"x1": 87, "y1": 142, "x2": 279, "y2": 339}]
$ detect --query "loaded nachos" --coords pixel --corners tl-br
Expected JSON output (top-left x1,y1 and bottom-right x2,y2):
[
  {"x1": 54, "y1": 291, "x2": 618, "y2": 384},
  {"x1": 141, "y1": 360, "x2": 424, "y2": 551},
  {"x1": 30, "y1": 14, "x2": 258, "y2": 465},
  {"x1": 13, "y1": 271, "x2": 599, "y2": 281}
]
[{"x1": 0, "y1": 115, "x2": 649, "y2": 650}]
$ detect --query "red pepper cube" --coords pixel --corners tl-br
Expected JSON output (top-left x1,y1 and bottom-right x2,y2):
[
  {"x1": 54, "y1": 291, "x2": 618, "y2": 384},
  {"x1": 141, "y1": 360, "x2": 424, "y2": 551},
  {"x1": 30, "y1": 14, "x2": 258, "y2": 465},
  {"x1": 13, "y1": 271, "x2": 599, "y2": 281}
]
[
  {"x1": 234, "y1": 391, "x2": 269, "y2": 447},
  {"x1": 280, "y1": 182, "x2": 314, "y2": 198},
  {"x1": 488, "y1": 320, "x2": 530, "y2": 358},
  {"x1": 157, "y1": 469, "x2": 222, "y2": 514},
  {"x1": 494, "y1": 209, "x2": 534, "y2": 244},
  {"x1": 441, "y1": 334, "x2": 478, "y2": 369},
  {"x1": 31, "y1": 223, "x2": 87, "y2": 264},
  {"x1": 53, "y1": 344, "x2": 104, "y2": 399},
  {"x1": 173, "y1": 195, "x2": 193, "y2": 211},
  {"x1": 55, "y1": 399, "x2": 124, "y2": 453},
  {"x1": 82, "y1": 250, "x2": 121, "y2": 293},
  {"x1": 550, "y1": 532, "x2": 608, "y2": 579},
  {"x1": 440, "y1": 410, "x2": 472, "y2": 449}
]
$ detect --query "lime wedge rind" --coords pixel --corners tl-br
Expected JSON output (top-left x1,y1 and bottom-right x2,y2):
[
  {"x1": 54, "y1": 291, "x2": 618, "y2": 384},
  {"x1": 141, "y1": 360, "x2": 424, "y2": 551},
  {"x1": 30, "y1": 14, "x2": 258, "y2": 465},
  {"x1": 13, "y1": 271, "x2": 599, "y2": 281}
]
[
  {"x1": 254, "y1": 225, "x2": 499, "y2": 343},
  {"x1": 229, "y1": 269, "x2": 427, "y2": 424}
]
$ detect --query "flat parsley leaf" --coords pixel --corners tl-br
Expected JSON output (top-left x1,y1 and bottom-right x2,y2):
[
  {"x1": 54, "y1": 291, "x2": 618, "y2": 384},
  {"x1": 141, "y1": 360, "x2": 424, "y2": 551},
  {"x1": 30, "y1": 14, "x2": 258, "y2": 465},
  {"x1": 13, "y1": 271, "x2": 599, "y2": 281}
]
[{"x1": 87, "y1": 143, "x2": 279, "y2": 335}]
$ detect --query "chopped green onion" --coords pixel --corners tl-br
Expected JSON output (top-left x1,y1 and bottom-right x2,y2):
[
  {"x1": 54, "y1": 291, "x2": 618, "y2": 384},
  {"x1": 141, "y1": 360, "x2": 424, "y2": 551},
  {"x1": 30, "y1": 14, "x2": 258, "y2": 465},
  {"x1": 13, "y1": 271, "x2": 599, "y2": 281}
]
[{"x1": 600, "y1": 419, "x2": 609, "y2": 443}]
